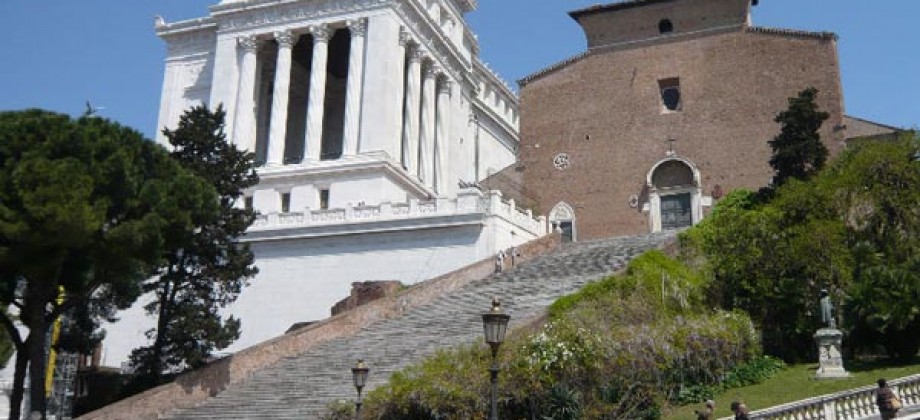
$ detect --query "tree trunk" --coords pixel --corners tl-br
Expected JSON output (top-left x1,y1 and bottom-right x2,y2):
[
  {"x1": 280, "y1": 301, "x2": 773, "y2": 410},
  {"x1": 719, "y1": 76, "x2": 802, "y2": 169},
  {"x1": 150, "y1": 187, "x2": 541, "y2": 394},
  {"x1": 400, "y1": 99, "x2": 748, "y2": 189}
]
[
  {"x1": 8, "y1": 349, "x2": 28, "y2": 420},
  {"x1": 27, "y1": 328, "x2": 48, "y2": 419}
]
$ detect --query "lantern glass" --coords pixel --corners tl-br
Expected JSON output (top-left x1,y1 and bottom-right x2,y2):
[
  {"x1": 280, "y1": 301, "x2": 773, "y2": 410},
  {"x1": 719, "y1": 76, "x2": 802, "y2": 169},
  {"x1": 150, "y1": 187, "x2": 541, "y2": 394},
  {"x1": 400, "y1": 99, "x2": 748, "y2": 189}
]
[
  {"x1": 352, "y1": 360, "x2": 369, "y2": 390},
  {"x1": 481, "y1": 298, "x2": 511, "y2": 345}
]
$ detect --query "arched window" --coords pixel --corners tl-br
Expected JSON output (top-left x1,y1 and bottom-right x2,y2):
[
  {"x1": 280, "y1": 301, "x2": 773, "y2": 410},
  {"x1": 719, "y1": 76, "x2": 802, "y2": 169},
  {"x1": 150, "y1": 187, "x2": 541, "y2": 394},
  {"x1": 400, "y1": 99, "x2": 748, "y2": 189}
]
[{"x1": 659, "y1": 19, "x2": 674, "y2": 34}]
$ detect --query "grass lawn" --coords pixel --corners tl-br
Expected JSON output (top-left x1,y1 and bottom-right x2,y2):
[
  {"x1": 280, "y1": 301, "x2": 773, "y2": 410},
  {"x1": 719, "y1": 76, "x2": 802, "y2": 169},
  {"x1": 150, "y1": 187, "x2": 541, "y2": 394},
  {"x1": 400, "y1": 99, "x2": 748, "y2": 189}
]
[{"x1": 663, "y1": 358, "x2": 920, "y2": 420}]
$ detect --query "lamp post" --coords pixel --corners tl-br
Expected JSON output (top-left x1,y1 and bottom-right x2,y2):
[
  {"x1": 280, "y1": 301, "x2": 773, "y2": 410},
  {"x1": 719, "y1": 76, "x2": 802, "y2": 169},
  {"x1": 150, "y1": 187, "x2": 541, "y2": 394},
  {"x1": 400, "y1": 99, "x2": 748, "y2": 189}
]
[
  {"x1": 352, "y1": 359, "x2": 369, "y2": 420},
  {"x1": 482, "y1": 298, "x2": 510, "y2": 420}
]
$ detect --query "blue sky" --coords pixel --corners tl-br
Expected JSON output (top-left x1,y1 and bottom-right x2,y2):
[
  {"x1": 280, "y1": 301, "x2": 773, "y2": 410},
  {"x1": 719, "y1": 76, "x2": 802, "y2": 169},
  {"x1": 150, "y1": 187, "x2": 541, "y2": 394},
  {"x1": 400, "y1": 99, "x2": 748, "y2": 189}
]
[{"x1": 1, "y1": 1, "x2": 916, "y2": 139}]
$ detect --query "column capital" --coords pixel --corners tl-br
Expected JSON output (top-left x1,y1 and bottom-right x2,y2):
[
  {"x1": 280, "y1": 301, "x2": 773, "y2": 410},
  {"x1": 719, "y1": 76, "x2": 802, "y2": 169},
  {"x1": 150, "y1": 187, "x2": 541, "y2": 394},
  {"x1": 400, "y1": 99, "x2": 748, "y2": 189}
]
[
  {"x1": 347, "y1": 18, "x2": 367, "y2": 37},
  {"x1": 238, "y1": 35, "x2": 259, "y2": 52},
  {"x1": 407, "y1": 46, "x2": 423, "y2": 63},
  {"x1": 309, "y1": 24, "x2": 331, "y2": 43},
  {"x1": 399, "y1": 27, "x2": 412, "y2": 47},
  {"x1": 274, "y1": 30, "x2": 295, "y2": 49},
  {"x1": 437, "y1": 77, "x2": 453, "y2": 95},
  {"x1": 423, "y1": 63, "x2": 440, "y2": 79}
]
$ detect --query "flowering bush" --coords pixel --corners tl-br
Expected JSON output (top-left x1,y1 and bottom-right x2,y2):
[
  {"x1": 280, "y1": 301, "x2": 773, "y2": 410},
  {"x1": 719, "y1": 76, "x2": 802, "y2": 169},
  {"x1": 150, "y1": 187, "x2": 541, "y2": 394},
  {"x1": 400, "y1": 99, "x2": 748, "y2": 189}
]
[{"x1": 355, "y1": 251, "x2": 767, "y2": 419}]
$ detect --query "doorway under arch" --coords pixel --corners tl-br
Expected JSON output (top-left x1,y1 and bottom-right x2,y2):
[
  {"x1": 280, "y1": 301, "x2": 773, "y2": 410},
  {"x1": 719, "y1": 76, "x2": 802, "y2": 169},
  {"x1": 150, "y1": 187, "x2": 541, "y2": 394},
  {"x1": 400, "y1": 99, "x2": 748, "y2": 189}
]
[
  {"x1": 646, "y1": 157, "x2": 702, "y2": 232},
  {"x1": 549, "y1": 201, "x2": 577, "y2": 243}
]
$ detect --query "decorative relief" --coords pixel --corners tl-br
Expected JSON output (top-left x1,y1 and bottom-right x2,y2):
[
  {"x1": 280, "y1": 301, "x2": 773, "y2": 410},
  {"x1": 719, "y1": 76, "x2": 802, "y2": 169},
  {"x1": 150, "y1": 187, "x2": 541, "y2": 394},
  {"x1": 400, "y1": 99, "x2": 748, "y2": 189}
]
[
  {"x1": 549, "y1": 202, "x2": 575, "y2": 222},
  {"x1": 553, "y1": 153, "x2": 571, "y2": 170},
  {"x1": 309, "y1": 24, "x2": 331, "y2": 43},
  {"x1": 423, "y1": 63, "x2": 440, "y2": 79},
  {"x1": 237, "y1": 35, "x2": 259, "y2": 52},
  {"x1": 407, "y1": 46, "x2": 423, "y2": 63},
  {"x1": 274, "y1": 30, "x2": 295, "y2": 48},
  {"x1": 346, "y1": 18, "x2": 368, "y2": 37}
]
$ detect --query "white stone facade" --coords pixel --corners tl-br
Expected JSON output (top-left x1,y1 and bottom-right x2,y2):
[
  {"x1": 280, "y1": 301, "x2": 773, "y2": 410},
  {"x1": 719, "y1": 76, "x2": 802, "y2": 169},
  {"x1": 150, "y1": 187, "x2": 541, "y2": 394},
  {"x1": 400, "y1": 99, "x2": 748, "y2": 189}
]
[{"x1": 97, "y1": 0, "x2": 539, "y2": 368}]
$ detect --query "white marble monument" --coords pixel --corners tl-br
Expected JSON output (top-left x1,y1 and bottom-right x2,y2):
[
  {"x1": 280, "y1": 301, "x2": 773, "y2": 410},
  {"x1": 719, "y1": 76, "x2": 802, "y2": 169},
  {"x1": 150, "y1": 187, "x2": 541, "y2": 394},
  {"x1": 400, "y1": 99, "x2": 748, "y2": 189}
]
[{"x1": 99, "y1": 0, "x2": 544, "y2": 370}]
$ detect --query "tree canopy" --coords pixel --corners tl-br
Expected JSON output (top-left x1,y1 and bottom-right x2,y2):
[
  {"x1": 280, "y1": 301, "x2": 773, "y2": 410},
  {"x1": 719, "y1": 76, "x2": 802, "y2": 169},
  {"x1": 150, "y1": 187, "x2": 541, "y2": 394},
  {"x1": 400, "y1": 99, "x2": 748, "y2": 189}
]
[
  {"x1": 0, "y1": 109, "x2": 218, "y2": 419},
  {"x1": 768, "y1": 87, "x2": 830, "y2": 188},
  {"x1": 683, "y1": 133, "x2": 920, "y2": 361}
]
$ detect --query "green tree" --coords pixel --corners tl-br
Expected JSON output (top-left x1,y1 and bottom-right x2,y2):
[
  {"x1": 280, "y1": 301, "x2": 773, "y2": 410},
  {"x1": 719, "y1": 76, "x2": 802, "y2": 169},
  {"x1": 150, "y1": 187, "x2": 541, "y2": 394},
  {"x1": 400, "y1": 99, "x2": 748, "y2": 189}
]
[
  {"x1": 0, "y1": 110, "x2": 217, "y2": 419},
  {"x1": 835, "y1": 136, "x2": 920, "y2": 359},
  {"x1": 682, "y1": 185, "x2": 851, "y2": 361},
  {"x1": 768, "y1": 87, "x2": 830, "y2": 187},
  {"x1": 128, "y1": 105, "x2": 258, "y2": 382}
]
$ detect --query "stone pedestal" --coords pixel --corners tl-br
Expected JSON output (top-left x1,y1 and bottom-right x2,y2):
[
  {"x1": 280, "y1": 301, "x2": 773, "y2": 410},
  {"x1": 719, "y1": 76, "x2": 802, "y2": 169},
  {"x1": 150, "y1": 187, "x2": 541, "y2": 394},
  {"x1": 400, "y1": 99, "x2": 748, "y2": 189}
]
[{"x1": 814, "y1": 328, "x2": 850, "y2": 379}]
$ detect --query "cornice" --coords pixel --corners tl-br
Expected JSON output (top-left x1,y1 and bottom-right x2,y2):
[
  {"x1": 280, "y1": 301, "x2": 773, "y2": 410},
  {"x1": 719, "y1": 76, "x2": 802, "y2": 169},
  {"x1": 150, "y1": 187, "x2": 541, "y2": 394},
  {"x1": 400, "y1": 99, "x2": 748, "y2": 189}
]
[
  {"x1": 255, "y1": 152, "x2": 436, "y2": 198},
  {"x1": 473, "y1": 59, "x2": 517, "y2": 106},
  {"x1": 392, "y1": 0, "x2": 474, "y2": 93},
  {"x1": 243, "y1": 212, "x2": 486, "y2": 242},
  {"x1": 746, "y1": 26, "x2": 838, "y2": 41},
  {"x1": 518, "y1": 51, "x2": 592, "y2": 87}
]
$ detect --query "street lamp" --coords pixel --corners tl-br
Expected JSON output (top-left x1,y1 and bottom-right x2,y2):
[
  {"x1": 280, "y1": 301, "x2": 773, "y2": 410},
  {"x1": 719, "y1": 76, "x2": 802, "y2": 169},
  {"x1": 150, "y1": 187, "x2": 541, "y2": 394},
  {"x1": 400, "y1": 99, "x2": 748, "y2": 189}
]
[
  {"x1": 352, "y1": 359, "x2": 369, "y2": 420},
  {"x1": 482, "y1": 298, "x2": 510, "y2": 420}
]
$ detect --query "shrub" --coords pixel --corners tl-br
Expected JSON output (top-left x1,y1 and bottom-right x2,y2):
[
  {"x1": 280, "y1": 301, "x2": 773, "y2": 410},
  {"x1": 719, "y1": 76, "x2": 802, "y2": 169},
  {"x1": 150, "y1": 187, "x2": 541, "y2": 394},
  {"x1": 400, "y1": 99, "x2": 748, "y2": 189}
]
[{"x1": 363, "y1": 250, "x2": 761, "y2": 418}]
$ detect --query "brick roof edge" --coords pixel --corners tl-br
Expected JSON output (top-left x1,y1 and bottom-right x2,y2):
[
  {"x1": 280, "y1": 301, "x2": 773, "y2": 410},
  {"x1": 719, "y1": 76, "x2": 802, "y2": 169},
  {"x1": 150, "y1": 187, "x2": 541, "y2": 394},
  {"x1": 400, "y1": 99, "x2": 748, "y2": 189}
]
[
  {"x1": 746, "y1": 26, "x2": 838, "y2": 41},
  {"x1": 517, "y1": 51, "x2": 592, "y2": 88}
]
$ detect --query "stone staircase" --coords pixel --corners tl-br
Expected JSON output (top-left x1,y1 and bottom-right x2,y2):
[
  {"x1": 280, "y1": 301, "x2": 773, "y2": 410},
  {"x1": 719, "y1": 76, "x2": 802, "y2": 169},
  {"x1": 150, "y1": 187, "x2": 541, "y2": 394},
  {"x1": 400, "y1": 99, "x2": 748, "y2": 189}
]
[{"x1": 162, "y1": 233, "x2": 674, "y2": 419}]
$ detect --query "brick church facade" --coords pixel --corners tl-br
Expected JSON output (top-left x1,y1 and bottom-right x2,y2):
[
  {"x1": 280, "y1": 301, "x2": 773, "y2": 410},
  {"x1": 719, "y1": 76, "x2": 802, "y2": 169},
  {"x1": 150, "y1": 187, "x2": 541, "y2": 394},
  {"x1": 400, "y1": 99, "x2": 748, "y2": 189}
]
[{"x1": 514, "y1": 0, "x2": 848, "y2": 240}]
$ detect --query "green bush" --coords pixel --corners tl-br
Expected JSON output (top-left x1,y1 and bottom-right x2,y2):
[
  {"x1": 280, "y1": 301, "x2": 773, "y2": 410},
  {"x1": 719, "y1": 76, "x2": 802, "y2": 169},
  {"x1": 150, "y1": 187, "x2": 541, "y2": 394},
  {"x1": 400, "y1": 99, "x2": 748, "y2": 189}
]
[{"x1": 359, "y1": 251, "x2": 760, "y2": 419}]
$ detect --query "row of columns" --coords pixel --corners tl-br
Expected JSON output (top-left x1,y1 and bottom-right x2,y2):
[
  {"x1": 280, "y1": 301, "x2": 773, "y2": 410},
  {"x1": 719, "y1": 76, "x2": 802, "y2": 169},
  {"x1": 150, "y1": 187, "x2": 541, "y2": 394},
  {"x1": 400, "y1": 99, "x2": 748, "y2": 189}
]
[
  {"x1": 232, "y1": 19, "x2": 453, "y2": 196},
  {"x1": 233, "y1": 19, "x2": 368, "y2": 165},
  {"x1": 399, "y1": 35, "x2": 452, "y2": 195}
]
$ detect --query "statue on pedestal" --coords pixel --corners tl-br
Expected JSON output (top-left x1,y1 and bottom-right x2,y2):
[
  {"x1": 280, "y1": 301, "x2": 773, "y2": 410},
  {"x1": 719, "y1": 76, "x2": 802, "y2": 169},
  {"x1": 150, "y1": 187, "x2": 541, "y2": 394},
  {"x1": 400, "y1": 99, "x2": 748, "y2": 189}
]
[
  {"x1": 814, "y1": 288, "x2": 849, "y2": 379},
  {"x1": 820, "y1": 289, "x2": 836, "y2": 329}
]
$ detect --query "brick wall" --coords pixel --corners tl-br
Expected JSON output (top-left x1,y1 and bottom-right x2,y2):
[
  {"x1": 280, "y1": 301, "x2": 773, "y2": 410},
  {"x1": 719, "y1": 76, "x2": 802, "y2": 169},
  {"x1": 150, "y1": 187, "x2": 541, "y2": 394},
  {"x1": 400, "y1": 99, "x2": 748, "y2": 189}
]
[{"x1": 519, "y1": 28, "x2": 845, "y2": 239}]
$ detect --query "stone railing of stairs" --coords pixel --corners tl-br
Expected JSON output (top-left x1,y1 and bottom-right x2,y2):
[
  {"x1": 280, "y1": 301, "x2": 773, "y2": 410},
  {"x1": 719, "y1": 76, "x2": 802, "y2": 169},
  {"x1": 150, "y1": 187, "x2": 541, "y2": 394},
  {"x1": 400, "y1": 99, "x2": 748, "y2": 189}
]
[
  {"x1": 80, "y1": 232, "x2": 675, "y2": 419},
  {"x1": 719, "y1": 373, "x2": 920, "y2": 420},
  {"x1": 77, "y1": 232, "x2": 562, "y2": 420}
]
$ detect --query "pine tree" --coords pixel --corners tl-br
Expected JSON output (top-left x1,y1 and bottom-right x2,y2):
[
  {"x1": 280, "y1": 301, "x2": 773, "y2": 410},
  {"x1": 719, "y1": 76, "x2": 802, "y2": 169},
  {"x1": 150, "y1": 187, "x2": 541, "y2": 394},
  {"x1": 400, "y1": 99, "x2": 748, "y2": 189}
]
[
  {"x1": 768, "y1": 87, "x2": 830, "y2": 187},
  {"x1": 0, "y1": 109, "x2": 218, "y2": 419},
  {"x1": 129, "y1": 105, "x2": 259, "y2": 382}
]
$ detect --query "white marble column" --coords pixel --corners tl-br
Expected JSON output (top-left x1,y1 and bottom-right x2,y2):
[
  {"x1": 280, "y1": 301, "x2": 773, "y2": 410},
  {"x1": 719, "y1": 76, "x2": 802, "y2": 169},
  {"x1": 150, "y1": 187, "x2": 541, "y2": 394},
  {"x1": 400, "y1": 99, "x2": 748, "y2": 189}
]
[
  {"x1": 419, "y1": 63, "x2": 437, "y2": 188},
  {"x1": 388, "y1": 27, "x2": 408, "y2": 157},
  {"x1": 434, "y1": 76, "x2": 452, "y2": 195},
  {"x1": 234, "y1": 35, "x2": 259, "y2": 152},
  {"x1": 342, "y1": 19, "x2": 367, "y2": 156},
  {"x1": 304, "y1": 24, "x2": 331, "y2": 162},
  {"x1": 401, "y1": 45, "x2": 422, "y2": 176},
  {"x1": 267, "y1": 30, "x2": 294, "y2": 166}
]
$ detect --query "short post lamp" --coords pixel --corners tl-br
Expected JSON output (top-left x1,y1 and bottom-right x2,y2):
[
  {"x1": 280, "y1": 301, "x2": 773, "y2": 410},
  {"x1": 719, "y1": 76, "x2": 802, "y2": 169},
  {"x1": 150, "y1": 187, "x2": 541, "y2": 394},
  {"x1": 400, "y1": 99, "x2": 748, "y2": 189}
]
[
  {"x1": 482, "y1": 298, "x2": 510, "y2": 420},
  {"x1": 352, "y1": 359, "x2": 369, "y2": 420}
]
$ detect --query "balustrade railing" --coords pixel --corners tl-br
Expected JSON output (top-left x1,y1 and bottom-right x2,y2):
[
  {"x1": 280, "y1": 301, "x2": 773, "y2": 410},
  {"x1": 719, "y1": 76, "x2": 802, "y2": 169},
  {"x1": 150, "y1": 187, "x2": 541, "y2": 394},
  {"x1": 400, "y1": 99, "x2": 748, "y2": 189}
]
[
  {"x1": 249, "y1": 190, "x2": 547, "y2": 235},
  {"x1": 734, "y1": 373, "x2": 920, "y2": 420}
]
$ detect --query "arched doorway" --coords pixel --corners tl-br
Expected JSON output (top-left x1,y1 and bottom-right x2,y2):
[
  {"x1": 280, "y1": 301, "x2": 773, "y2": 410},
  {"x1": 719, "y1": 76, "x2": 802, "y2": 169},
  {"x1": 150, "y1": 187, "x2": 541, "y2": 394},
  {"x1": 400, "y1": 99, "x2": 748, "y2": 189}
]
[
  {"x1": 646, "y1": 157, "x2": 702, "y2": 232},
  {"x1": 549, "y1": 202, "x2": 577, "y2": 243}
]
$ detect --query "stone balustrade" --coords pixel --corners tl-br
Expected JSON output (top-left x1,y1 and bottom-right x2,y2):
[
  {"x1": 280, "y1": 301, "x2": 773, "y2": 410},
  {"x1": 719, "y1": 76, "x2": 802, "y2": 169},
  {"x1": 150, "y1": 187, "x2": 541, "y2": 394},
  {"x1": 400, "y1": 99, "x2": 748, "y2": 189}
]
[
  {"x1": 249, "y1": 189, "x2": 547, "y2": 236},
  {"x1": 725, "y1": 373, "x2": 920, "y2": 420}
]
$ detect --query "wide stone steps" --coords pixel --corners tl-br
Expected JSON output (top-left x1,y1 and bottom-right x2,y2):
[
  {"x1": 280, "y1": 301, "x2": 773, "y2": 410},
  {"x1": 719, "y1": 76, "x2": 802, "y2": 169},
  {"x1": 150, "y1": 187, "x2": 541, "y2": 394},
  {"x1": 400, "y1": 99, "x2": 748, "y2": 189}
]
[{"x1": 162, "y1": 233, "x2": 672, "y2": 419}]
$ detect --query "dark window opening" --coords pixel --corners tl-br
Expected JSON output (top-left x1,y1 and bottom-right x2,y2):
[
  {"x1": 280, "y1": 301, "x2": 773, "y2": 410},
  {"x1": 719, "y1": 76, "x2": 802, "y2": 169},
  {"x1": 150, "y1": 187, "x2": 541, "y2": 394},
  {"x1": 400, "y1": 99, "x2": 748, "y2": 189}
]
[
  {"x1": 319, "y1": 189, "x2": 330, "y2": 210},
  {"x1": 658, "y1": 78, "x2": 681, "y2": 111},
  {"x1": 659, "y1": 19, "x2": 674, "y2": 34},
  {"x1": 244, "y1": 196, "x2": 254, "y2": 211},
  {"x1": 281, "y1": 192, "x2": 291, "y2": 213}
]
